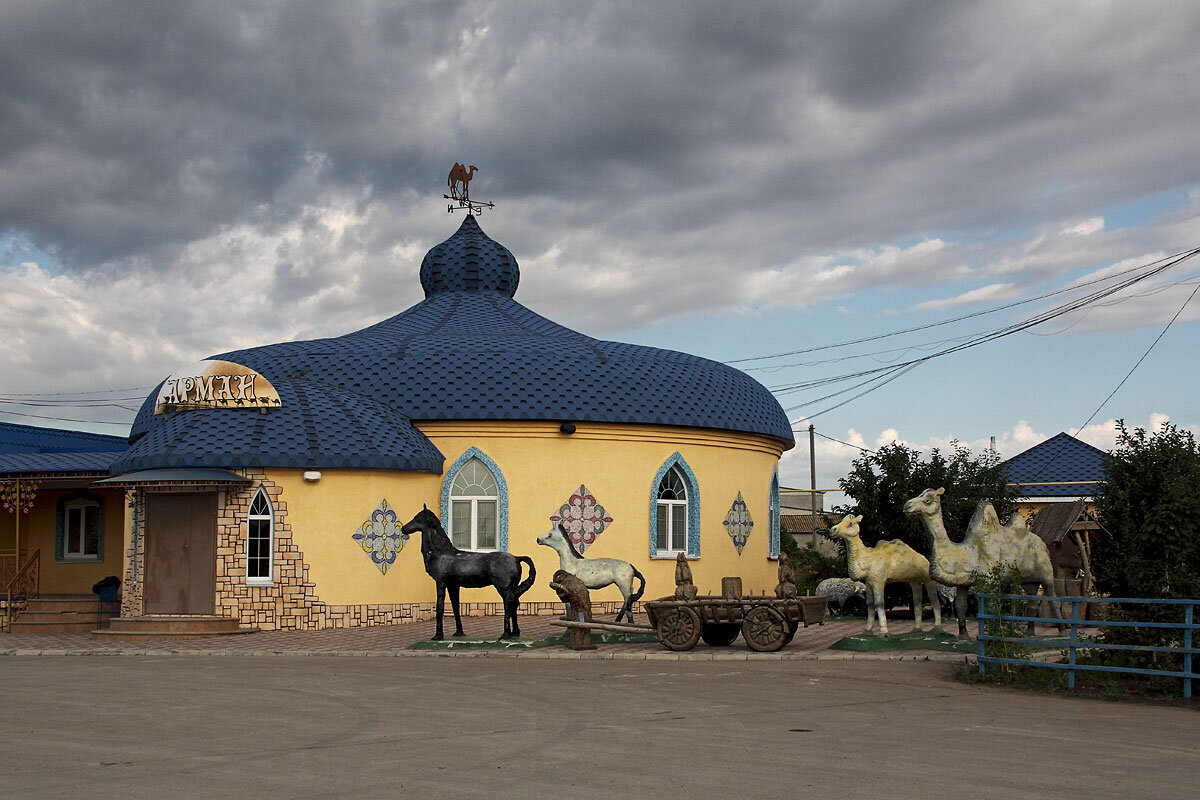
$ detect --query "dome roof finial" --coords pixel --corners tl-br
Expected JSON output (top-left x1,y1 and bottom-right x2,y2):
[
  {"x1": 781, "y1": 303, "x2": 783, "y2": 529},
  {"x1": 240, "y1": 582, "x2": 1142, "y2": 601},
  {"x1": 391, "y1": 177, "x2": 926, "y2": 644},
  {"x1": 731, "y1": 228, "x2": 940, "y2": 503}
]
[
  {"x1": 445, "y1": 162, "x2": 495, "y2": 216},
  {"x1": 419, "y1": 214, "x2": 520, "y2": 297}
]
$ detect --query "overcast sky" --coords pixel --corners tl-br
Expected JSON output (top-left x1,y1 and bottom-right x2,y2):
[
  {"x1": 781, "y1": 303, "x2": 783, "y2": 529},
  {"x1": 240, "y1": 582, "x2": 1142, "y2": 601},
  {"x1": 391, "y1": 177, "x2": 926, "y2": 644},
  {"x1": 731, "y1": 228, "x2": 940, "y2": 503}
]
[{"x1": 2, "y1": 1, "x2": 1199, "y2": 499}]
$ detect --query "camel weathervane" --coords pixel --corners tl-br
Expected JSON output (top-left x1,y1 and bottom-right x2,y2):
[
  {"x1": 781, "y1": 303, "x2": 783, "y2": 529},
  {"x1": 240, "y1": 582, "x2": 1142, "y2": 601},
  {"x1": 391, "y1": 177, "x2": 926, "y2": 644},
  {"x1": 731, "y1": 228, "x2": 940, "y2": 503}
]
[{"x1": 445, "y1": 162, "x2": 495, "y2": 214}]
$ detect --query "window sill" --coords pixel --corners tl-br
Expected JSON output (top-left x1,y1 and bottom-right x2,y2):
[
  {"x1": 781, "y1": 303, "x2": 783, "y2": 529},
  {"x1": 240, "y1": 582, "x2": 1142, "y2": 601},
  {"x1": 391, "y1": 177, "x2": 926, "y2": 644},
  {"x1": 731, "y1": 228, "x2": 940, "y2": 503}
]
[
  {"x1": 650, "y1": 553, "x2": 697, "y2": 560},
  {"x1": 56, "y1": 556, "x2": 102, "y2": 564},
  {"x1": 245, "y1": 579, "x2": 274, "y2": 587}
]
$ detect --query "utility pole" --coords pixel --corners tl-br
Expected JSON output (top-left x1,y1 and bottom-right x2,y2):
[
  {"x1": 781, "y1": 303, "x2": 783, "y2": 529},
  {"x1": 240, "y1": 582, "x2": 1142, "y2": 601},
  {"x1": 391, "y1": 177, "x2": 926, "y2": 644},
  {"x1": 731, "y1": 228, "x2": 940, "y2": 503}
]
[{"x1": 809, "y1": 425, "x2": 818, "y2": 520}]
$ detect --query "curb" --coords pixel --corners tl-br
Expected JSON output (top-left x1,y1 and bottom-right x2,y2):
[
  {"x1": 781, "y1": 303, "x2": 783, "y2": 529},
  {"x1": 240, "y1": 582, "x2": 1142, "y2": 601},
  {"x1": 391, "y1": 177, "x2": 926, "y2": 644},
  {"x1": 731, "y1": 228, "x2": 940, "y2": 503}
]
[{"x1": 0, "y1": 645, "x2": 976, "y2": 663}]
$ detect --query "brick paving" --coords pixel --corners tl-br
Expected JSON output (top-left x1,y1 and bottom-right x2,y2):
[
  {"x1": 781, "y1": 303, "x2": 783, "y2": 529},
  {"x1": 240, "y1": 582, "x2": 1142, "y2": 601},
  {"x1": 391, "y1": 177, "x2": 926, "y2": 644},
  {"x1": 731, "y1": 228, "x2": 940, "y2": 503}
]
[{"x1": 0, "y1": 613, "x2": 993, "y2": 660}]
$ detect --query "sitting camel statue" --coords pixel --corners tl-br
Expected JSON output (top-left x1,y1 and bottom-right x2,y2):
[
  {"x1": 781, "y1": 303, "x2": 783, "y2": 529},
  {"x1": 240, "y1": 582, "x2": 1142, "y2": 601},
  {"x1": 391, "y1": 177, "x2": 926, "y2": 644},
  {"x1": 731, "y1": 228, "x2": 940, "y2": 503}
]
[
  {"x1": 536, "y1": 524, "x2": 645, "y2": 623},
  {"x1": 829, "y1": 514, "x2": 942, "y2": 636},
  {"x1": 903, "y1": 487, "x2": 1062, "y2": 637}
]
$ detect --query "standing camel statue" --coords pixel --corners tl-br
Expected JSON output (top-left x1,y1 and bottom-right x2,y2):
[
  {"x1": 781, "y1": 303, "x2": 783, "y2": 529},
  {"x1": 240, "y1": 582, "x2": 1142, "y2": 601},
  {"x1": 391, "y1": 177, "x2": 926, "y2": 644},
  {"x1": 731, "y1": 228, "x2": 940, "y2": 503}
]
[
  {"x1": 447, "y1": 163, "x2": 478, "y2": 200},
  {"x1": 401, "y1": 506, "x2": 536, "y2": 640},
  {"x1": 903, "y1": 487, "x2": 1062, "y2": 637},
  {"x1": 829, "y1": 514, "x2": 943, "y2": 636},
  {"x1": 536, "y1": 524, "x2": 646, "y2": 623}
]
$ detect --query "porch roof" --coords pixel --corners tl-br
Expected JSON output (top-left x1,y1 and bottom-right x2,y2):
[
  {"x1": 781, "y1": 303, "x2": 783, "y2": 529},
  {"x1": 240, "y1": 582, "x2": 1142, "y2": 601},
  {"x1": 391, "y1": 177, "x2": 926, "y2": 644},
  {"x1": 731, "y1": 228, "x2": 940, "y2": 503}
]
[{"x1": 96, "y1": 468, "x2": 252, "y2": 486}]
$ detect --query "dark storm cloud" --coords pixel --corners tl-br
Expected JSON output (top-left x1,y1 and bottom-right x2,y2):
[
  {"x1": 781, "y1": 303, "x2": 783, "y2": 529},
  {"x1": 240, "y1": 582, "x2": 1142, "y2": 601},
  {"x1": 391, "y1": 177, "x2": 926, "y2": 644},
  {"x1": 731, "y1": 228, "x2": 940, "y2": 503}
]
[{"x1": 2, "y1": 0, "x2": 1200, "y2": 316}]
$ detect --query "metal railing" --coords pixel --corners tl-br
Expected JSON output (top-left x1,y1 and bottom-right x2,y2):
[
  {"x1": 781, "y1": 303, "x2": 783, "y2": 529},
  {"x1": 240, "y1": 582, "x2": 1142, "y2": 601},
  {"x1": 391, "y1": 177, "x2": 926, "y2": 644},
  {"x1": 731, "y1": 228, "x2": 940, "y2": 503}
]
[
  {"x1": 977, "y1": 593, "x2": 1197, "y2": 699},
  {"x1": 2, "y1": 549, "x2": 40, "y2": 633}
]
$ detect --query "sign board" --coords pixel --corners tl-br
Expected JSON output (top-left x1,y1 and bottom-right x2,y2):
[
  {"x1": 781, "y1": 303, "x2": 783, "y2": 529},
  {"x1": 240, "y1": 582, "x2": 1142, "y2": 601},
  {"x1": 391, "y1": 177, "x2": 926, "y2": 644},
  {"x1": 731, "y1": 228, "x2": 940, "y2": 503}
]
[{"x1": 154, "y1": 360, "x2": 281, "y2": 414}]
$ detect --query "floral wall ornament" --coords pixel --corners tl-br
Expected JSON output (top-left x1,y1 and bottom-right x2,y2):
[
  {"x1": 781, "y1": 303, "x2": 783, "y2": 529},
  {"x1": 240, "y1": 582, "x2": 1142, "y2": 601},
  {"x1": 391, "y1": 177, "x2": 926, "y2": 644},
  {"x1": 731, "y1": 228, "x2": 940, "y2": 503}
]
[
  {"x1": 549, "y1": 485, "x2": 613, "y2": 554},
  {"x1": 723, "y1": 492, "x2": 754, "y2": 555},
  {"x1": 352, "y1": 499, "x2": 408, "y2": 574}
]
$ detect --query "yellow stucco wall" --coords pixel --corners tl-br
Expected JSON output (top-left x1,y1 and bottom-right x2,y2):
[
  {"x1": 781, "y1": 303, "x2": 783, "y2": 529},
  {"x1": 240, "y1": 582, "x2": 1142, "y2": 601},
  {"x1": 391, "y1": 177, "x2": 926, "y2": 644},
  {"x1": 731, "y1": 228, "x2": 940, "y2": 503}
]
[
  {"x1": 268, "y1": 421, "x2": 787, "y2": 608},
  {"x1": 1, "y1": 487, "x2": 126, "y2": 594}
]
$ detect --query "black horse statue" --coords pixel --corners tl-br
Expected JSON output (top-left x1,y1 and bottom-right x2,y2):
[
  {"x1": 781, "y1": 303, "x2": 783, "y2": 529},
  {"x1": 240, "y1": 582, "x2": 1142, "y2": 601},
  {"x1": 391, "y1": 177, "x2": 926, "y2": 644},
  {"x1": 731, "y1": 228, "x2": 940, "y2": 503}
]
[{"x1": 401, "y1": 506, "x2": 536, "y2": 640}]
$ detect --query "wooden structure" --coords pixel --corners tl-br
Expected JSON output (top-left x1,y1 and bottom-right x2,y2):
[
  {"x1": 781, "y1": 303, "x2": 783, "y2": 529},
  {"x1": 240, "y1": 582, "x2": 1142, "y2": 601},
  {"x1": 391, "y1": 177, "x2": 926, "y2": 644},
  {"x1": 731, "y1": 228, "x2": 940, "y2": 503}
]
[
  {"x1": 550, "y1": 574, "x2": 826, "y2": 653},
  {"x1": 1028, "y1": 499, "x2": 1108, "y2": 598}
]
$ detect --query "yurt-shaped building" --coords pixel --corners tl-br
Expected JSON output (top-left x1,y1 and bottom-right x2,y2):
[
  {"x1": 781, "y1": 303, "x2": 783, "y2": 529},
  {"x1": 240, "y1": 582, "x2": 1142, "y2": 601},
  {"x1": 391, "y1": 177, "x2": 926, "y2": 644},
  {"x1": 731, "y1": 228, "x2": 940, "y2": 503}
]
[{"x1": 107, "y1": 215, "x2": 795, "y2": 630}]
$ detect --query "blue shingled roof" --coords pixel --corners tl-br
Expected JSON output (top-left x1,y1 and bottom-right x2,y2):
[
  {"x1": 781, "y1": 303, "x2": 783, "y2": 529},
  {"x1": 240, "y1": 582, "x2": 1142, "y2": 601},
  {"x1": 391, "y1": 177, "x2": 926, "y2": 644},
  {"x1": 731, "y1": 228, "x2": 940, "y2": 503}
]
[
  {"x1": 0, "y1": 421, "x2": 127, "y2": 455},
  {"x1": 123, "y1": 215, "x2": 793, "y2": 473},
  {"x1": 1002, "y1": 432, "x2": 1107, "y2": 498},
  {"x1": 112, "y1": 379, "x2": 443, "y2": 474},
  {"x1": 0, "y1": 450, "x2": 120, "y2": 475}
]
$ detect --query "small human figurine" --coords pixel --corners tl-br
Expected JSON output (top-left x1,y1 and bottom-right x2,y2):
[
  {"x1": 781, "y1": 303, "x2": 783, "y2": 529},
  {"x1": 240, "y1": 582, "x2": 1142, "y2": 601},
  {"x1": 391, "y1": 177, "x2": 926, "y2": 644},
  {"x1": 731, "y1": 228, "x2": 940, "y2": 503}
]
[
  {"x1": 550, "y1": 569, "x2": 596, "y2": 651},
  {"x1": 674, "y1": 551, "x2": 698, "y2": 601},
  {"x1": 774, "y1": 556, "x2": 798, "y2": 599}
]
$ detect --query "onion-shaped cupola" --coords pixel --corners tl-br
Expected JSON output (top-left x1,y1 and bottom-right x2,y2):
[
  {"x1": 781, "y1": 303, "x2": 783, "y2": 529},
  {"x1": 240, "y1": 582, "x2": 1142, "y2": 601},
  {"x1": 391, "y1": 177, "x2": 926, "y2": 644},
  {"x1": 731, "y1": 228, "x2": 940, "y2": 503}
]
[{"x1": 419, "y1": 214, "x2": 520, "y2": 298}]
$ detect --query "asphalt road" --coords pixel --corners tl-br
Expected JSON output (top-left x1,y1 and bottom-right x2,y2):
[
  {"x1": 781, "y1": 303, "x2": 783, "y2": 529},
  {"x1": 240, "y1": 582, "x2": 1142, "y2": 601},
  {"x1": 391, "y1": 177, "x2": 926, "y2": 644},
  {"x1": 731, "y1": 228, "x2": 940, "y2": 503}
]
[{"x1": 1, "y1": 656, "x2": 1195, "y2": 799}]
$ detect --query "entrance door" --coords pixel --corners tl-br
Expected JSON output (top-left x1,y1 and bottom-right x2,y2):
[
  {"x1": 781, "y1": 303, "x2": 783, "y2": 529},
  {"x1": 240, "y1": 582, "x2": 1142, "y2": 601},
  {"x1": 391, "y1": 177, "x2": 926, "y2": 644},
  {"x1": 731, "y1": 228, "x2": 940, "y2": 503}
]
[{"x1": 144, "y1": 493, "x2": 217, "y2": 614}]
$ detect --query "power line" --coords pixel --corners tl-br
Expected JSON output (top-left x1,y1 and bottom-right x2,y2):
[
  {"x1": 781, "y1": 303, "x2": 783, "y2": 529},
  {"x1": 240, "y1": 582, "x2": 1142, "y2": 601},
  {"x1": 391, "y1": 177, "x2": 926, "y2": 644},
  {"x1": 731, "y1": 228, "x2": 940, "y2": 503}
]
[
  {"x1": 769, "y1": 247, "x2": 1200, "y2": 419},
  {"x1": 1076, "y1": 282, "x2": 1200, "y2": 432},
  {"x1": 0, "y1": 409, "x2": 133, "y2": 426},
  {"x1": 727, "y1": 246, "x2": 1199, "y2": 366}
]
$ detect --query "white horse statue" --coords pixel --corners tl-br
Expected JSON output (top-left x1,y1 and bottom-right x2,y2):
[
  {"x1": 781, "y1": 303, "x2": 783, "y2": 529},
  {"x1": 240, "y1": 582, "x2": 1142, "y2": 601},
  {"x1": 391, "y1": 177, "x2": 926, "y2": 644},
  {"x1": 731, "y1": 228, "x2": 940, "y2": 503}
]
[{"x1": 536, "y1": 524, "x2": 646, "y2": 623}]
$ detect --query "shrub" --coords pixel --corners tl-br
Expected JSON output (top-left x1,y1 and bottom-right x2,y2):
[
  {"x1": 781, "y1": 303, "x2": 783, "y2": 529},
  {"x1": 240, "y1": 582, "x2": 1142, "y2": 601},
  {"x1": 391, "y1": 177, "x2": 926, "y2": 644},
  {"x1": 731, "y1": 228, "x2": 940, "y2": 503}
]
[{"x1": 974, "y1": 561, "x2": 1033, "y2": 675}]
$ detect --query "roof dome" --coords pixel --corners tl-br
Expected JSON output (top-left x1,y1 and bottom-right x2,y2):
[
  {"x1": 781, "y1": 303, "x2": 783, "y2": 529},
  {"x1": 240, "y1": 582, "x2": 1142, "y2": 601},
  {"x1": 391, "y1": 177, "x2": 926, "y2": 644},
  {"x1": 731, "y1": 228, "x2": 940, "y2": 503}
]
[
  {"x1": 419, "y1": 215, "x2": 519, "y2": 297},
  {"x1": 124, "y1": 216, "x2": 793, "y2": 472}
]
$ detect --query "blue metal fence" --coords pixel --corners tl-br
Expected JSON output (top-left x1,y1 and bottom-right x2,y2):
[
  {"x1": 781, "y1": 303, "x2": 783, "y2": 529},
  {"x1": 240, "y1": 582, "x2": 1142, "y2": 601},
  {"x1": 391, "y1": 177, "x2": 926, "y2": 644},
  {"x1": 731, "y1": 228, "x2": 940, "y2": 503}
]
[{"x1": 976, "y1": 593, "x2": 1197, "y2": 699}]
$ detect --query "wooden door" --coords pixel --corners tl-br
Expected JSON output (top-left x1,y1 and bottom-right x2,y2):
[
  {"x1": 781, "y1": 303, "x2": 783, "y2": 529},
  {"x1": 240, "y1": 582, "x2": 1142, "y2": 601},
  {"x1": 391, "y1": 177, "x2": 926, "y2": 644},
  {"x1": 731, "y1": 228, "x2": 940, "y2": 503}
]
[{"x1": 144, "y1": 493, "x2": 217, "y2": 615}]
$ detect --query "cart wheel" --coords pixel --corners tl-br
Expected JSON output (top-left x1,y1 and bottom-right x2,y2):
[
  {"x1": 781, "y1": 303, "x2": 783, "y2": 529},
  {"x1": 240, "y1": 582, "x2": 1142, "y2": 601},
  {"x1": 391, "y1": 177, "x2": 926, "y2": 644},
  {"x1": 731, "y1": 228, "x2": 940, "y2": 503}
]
[
  {"x1": 742, "y1": 605, "x2": 788, "y2": 652},
  {"x1": 656, "y1": 606, "x2": 702, "y2": 651},
  {"x1": 782, "y1": 620, "x2": 799, "y2": 645},
  {"x1": 700, "y1": 622, "x2": 740, "y2": 647}
]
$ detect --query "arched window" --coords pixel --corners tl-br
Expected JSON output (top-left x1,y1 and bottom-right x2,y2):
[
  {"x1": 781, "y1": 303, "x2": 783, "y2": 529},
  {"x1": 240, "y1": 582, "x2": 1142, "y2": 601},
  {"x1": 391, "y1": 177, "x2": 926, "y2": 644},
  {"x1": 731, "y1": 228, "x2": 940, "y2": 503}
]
[
  {"x1": 246, "y1": 488, "x2": 273, "y2": 585},
  {"x1": 768, "y1": 468, "x2": 781, "y2": 559},
  {"x1": 442, "y1": 448, "x2": 508, "y2": 551},
  {"x1": 649, "y1": 452, "x2": 700, "y2": 558},
  {"x1": 656, "y1": 468, "x2": 688, "y2": 554}
]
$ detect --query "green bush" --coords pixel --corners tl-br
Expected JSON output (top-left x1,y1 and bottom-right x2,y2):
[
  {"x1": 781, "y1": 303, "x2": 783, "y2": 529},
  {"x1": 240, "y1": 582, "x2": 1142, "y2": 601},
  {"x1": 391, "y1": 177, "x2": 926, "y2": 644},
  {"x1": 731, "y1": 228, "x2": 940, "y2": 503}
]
[
  {"x1": 974, "y1": 561, "x2": 1034, "y2": 675},
  {"x1": 781, "y1": 538, "x2": 844, "y2": 596}
]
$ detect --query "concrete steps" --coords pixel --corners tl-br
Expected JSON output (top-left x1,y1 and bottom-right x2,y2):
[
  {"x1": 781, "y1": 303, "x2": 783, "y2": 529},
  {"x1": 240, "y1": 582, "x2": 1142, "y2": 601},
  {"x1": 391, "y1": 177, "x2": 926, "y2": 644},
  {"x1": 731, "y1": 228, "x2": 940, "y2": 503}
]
[
  {"x1": 8, "y1": 595, "x2": 119, "y2": 633},
  {"x1": 90, "y1": 615, "x2": 258, "y2": 641}
]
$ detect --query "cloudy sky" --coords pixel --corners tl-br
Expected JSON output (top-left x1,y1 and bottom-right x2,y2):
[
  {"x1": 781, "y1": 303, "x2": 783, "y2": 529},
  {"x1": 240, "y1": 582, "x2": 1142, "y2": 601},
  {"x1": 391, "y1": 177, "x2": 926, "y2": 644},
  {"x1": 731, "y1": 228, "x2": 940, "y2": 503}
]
[{"x1": 3, "y1": 1, "x2": 1199, "y2": 498}]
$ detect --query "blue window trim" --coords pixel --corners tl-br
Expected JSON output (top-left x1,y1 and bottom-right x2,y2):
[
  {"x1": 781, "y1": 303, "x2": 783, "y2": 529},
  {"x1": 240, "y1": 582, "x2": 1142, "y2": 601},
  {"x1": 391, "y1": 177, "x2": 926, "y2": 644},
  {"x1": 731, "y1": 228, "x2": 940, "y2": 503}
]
[
  {"x1": 649, "y1": 451, "x2": 700, "y2": 559},
  {"x1": 440, "y1": 447, "x2": 509, "y2": 552},
  {"x1": 768, "y1": 467, "x2": 781, "y2": 559},
  {"x1": 55, "y1": 490, "x2": 105, "y2": 563}
]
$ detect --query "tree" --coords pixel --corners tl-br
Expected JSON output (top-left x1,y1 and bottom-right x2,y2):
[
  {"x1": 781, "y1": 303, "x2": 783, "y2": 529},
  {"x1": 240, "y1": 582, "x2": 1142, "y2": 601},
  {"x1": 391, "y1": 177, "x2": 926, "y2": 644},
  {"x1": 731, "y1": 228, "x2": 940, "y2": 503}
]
[
  {"x1": 836, "y1": 440, "x2": 1019, "y2": 554},
  {"x1": 1092, "y1": 421, "x2": 1200, "y2": 600}
]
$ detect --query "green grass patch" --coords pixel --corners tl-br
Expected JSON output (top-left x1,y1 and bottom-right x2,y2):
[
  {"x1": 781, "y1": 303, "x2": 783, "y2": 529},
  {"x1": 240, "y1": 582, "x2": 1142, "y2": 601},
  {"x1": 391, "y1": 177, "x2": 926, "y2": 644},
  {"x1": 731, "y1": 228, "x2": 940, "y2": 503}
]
[
  {"x1": 830, "y1": 628, "x2": 976, "y2": 652},
  {"x1": 548, "y1": 630, "x2": 659, "y2": 645},
  {"x1": 407, "y1": 637, "x2": 554, "y2": 651}
]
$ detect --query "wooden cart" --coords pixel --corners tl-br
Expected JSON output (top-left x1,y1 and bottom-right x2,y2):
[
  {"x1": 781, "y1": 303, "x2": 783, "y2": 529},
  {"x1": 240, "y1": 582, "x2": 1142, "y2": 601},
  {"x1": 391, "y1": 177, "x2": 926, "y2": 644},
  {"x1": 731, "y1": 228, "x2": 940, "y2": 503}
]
[{"x1": 644, "y1": 594, "x2": 827, "y2": 653}]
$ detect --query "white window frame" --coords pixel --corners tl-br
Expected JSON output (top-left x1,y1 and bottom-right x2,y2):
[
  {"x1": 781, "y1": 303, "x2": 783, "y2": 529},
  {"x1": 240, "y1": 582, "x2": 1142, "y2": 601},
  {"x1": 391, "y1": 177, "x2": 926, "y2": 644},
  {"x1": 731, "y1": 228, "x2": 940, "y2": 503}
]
[
  {"x1": 448, "y1": 458, "x2": 500, "y2": 551},
  {"x1": 62, "y1": 499, "x2": 101, "y2": 561},
  {"x1": 245, "y1": 488, "x2": 274, "y2": 586},
  {"x1": 655, "y1": 467, "x2": 689, "y2": 555}
]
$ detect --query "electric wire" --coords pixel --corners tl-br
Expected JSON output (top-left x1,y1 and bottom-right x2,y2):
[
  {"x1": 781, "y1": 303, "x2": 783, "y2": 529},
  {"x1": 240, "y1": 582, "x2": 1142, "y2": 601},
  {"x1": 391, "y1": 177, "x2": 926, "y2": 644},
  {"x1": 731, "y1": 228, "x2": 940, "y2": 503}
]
[
  {"x1": 726, "y1": 246, "x2": 1200, "y2": 366},
  {"x1": 1075, "y1": 282, "x2": 1200, "y2": 432}
]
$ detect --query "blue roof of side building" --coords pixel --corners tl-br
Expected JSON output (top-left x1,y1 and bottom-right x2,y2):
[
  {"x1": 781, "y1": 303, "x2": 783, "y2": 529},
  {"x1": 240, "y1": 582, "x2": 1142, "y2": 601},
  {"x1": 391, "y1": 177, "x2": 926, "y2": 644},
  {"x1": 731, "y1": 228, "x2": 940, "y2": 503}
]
[
  {"x1": 0, "y1": 421, "x2": 127, "y2": 455},
  {"x1": 1002, "y1": 432, "x2": 1107, "y2": 498},
  {"x1": 121, "y1": 215, "x2": 794, "y2": 474},
  {"x1": 0, "y1": 450, "x2": 121, "y2": 475}
]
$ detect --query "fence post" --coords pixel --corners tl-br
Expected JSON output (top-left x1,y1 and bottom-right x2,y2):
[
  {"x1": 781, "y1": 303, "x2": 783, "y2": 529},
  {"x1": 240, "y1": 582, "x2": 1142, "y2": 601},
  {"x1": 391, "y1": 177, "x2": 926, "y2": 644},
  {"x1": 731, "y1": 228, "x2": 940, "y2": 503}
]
[
  {"x1": 977, "y1": 593, "x2": 986, "y2": 678},
  {"x1": 1185, "y1": 603, "x2": 1193, "y2": 701},
  {"x1": 1068, "y1": 599, "x2": 1079, "y2": 690}
]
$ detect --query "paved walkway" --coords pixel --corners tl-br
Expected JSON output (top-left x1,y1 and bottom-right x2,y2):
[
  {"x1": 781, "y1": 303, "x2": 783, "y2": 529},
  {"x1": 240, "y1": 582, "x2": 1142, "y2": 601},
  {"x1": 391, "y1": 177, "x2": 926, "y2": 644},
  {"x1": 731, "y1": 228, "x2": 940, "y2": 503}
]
[{"x1": 0, "y1": 614, "x2": 1025, "y2": 660}]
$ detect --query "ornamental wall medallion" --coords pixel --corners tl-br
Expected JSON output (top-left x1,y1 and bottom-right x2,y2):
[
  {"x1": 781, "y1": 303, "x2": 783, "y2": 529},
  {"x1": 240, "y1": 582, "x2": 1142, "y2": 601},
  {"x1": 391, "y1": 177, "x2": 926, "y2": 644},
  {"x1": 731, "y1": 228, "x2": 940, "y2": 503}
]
[
  {"x1": 549, "y1": 485, "x2": 613, "y2": 554},
  {"x1": 723, "y1": 492, "x2": 754, "y2": 555},
  {"x1": 352, "y1": 499, "x2": 408, "y2": 574}
]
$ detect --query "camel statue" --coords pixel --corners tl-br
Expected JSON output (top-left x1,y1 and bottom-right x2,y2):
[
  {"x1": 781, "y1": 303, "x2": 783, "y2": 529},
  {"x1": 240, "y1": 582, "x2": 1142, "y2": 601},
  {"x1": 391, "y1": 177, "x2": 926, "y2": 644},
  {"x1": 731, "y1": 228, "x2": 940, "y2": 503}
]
[
  {"x1": 828, "y1": 514, "x2": 943, "y2": 636},
  {"x1": 448, "y1": 163, "x2": 478, "y2": 200},
  {"x1": 903, "y1": 487, "x2": 1062, "y2": 637}
]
